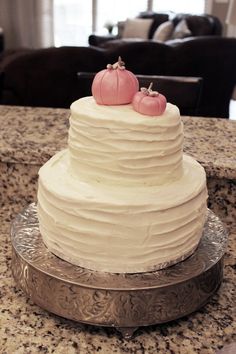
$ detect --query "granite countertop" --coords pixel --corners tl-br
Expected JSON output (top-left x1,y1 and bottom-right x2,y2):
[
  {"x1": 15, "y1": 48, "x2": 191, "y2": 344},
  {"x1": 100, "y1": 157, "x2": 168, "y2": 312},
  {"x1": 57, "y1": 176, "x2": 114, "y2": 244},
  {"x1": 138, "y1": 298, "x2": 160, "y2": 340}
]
[
  {"x1": 0, "y1": 105, "x2": 236, "y2": 353},
  {"x1": 0, "y1": 105, "x2": 236, "y2": 179}
]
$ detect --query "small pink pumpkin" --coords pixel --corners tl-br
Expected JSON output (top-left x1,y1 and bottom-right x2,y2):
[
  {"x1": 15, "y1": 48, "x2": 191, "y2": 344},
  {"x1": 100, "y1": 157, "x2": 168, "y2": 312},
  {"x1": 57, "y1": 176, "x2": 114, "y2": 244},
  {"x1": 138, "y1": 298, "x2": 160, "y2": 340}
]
[
  {"x1": 92, "y1": 56, "x2": 139, "y2": 105},
  {"x1": 132, "y1": 83, "x2": 167, "y2": 116}
]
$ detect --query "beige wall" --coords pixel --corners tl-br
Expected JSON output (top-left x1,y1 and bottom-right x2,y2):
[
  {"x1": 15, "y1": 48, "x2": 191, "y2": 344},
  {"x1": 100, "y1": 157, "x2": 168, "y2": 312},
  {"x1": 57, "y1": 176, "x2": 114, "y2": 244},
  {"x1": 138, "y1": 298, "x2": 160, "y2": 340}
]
[
  {"x1": 205, "y1": 0, "x2": 236, "y2": 36},
  {"x1": 212, "y1": 0, "x2": 229, "y2": 35}
]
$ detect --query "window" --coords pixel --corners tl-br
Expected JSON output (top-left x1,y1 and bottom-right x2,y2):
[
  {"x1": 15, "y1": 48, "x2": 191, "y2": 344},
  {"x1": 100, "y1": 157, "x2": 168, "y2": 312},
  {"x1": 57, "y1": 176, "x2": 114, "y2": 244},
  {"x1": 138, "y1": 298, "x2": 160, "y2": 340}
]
[
  {"x1": 97, "y1": 0, "x2": 147, "y2": 35},
  {"x1": 152, "y1": 0, "x2": 205, "y2": 14},
  {"x1": 54, "y1": 0, "x2": 92, "y2": 46},
  {"x1": 54, "y1": 0, "x2": 149, "y2": 45}
]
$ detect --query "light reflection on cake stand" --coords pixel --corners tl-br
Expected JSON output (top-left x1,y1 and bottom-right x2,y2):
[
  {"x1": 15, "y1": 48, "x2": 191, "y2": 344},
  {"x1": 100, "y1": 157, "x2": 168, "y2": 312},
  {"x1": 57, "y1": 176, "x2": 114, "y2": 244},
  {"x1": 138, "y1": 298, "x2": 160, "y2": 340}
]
[{"x1": 11, "y1": 203, "x2": 228, "y2": 339}]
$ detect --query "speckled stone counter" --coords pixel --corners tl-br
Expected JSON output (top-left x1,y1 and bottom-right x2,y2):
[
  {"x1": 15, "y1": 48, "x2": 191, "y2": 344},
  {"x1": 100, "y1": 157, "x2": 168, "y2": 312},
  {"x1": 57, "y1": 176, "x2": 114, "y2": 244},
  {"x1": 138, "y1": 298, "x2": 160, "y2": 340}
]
[{"x1": 0, "y1": 105, "x2": 236, "y2": 353}]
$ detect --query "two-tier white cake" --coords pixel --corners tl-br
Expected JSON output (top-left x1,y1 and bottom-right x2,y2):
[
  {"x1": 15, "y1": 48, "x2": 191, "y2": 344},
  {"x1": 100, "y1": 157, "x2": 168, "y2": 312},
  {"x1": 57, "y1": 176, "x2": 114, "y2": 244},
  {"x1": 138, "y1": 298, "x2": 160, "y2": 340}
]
[{"x1": 37, "y1": 89, "x2": 207, "y2": 273}]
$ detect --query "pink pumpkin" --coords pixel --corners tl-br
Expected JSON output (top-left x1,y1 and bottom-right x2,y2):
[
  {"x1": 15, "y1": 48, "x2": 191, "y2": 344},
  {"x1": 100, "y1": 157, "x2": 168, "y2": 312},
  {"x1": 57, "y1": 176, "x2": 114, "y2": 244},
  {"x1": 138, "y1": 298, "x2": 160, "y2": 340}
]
[
  {"x1": 132, "y1": 83, "x2": 167, "y2": 116},
  {"x1": 92, "y1": 56, "x2": 139, "y2": 105}
]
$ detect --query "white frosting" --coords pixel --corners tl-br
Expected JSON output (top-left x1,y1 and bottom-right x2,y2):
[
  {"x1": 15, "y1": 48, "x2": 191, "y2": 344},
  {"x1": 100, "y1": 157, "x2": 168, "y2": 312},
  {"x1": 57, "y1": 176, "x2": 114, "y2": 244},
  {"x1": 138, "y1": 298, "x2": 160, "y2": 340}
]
[
  {"x1": 38, "y1": 150, "x2": 207, "y2": 273},
  {"x1": 37, "y1": 97, "x2": 208, "y2": 273},
  {"x1": 68, "y1": 97, "x2": 184, "y2": 186}
]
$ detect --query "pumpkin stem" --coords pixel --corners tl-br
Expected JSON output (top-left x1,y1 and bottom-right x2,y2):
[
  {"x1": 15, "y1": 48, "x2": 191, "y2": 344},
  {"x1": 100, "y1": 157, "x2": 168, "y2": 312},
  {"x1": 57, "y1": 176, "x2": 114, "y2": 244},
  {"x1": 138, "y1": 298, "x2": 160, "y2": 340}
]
[
  {"x1": 148, "y1": 82, "x2": 159, "y2": 96},
  {"x1": 140, "y1": 82, "x2": 159, "y2": 97},
  {"x1": 107, "y1": 57, "x2": 125, "y2": 70},
  {"x1": 148, "y1": 82, "x2": 153, "y2": 91},
  {"x1": 118, "y1": 56, "x2": 125, "y2": 67},
  {"x1": 140, "y1": 87, "x2": 148, "y2": 94},
  {"x1": 116, "y1": 56, "x2": 125, "y2": 70}
]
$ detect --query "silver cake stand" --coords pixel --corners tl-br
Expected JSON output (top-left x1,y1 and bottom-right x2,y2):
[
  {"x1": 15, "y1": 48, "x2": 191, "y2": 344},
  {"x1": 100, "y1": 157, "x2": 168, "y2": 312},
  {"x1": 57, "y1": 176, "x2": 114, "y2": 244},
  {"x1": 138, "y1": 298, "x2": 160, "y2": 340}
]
[{"x1": 11, "y1": 203, "x2": 228, "y2": 339}]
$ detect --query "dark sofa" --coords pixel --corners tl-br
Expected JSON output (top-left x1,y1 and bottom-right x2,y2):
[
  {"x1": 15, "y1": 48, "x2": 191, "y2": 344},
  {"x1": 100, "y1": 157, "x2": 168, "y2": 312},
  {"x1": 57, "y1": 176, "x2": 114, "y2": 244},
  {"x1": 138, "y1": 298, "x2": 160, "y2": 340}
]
[
  {"x1": 0, "y1": 36, "x2": 236, "y2": 118},
  {"x1": 89, "y1": 12, "x2": 222, "y2": 48}
]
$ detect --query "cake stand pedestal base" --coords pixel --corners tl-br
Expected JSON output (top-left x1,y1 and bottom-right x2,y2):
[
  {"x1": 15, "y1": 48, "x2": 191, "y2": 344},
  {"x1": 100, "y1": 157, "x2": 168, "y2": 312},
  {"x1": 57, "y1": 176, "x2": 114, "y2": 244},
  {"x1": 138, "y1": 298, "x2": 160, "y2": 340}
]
[{"x1": 11, "y1": 204, "x2": 228, "y2": 339}]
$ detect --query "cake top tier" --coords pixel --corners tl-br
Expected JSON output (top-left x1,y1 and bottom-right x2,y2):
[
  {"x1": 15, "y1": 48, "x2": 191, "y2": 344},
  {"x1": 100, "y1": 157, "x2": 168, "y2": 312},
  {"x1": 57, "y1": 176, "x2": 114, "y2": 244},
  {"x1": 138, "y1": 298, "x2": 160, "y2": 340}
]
[
  {"x1": 68, "y1": 97, "x2": 183, "y2": 186},
  {"x1": 70, "y1": 97, "x2": 178, "y2": 127}
]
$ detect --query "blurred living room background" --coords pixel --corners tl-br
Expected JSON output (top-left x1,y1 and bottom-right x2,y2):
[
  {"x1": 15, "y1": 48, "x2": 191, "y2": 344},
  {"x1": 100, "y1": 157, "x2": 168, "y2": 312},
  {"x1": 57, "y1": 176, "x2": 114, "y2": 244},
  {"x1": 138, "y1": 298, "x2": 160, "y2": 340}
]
[
  {"x1": 0, "y1": 0, "x2": 235, "y2": 48},
  {"x1": 0, "y1": 0, "x2": 235, "y2": 118}
]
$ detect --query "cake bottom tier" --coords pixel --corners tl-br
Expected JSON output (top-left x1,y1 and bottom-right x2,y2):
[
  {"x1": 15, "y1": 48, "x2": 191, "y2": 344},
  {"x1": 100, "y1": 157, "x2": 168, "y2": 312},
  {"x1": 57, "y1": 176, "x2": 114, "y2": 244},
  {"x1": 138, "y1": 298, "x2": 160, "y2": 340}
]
[{"x1": 37, "y1": 150, "x2": 208, "y2": 273}]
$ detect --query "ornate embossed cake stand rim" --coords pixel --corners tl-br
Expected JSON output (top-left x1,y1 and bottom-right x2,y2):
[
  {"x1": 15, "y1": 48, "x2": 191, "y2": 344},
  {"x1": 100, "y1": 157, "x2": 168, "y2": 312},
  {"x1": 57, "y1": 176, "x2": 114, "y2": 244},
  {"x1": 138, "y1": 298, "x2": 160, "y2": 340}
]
[{"x1": 11, "y1": 204, "x2": 228, "y2": 339}]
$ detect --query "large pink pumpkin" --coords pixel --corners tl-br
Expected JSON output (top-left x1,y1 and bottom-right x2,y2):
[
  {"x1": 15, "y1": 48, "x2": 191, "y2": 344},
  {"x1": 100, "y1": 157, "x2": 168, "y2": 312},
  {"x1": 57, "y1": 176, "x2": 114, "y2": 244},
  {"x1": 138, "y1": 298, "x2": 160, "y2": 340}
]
[
  {"x1": 132, "y1": 84, "x2": 167, "y2": 116},
  {"x1": 92, "y1": 57, "x2": 139, "y2": 105}
]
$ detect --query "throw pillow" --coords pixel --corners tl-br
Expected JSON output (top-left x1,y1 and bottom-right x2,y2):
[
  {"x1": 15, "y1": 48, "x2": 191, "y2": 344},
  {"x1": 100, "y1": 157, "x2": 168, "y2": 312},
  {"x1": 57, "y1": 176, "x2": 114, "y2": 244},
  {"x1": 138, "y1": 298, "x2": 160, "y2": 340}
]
[
  {"x1": 152, "y1": 21, "x2": 174, "y2": 42},
  {"x1": 171, "y1": 19, "x2": 192, "y2": 39},
  {"x1": 122, "y1": 18, "x2": 153, "y2": 39}
]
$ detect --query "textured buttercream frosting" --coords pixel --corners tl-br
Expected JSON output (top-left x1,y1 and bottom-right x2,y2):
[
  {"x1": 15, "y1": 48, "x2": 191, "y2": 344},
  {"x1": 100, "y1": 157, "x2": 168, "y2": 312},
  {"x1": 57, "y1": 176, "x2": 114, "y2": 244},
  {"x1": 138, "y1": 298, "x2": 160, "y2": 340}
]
[
  {"x1": 37, "y1": 96, "x2": 208, "y2": 273},
  {"x1": 68, "y1": 97, "x2": 184, "y2": 186},
  {"x1": 38, "y1": 150, "x2": 207, "y2": 273}
]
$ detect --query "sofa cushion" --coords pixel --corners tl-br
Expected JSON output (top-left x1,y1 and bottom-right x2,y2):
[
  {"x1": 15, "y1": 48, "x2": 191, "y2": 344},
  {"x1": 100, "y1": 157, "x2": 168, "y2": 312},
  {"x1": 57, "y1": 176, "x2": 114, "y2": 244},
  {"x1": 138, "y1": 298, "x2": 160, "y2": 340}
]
[
  {"x1": 152, "y1": 21, "x2": 174, "y2": 42},
  {"x1": 137, "y1": 12, "x2": 169, "y2": 38},
  {"x1": 173, "y1": 14, "x2": 218, "y2": 36},
  {"x1": 171, "y1": 19, "x2": 192, "y2": 39},
  {"x1": 186, "y1": 15, "x2": 214, "y2": 36},
  {"x1": 122, "y1": 18, "x2": 153, "y2": 39}
]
